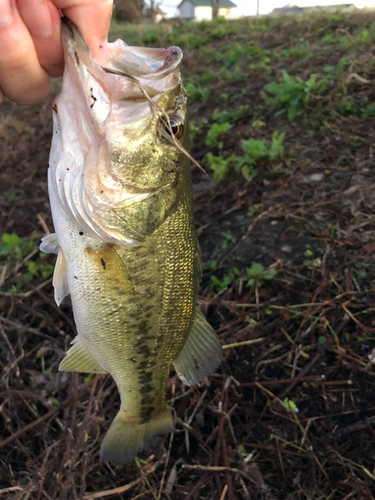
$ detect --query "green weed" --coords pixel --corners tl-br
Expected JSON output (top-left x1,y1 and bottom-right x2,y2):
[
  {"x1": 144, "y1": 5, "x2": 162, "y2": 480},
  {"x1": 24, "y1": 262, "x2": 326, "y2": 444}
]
[
  {"x1": 339, "y1": 36, "x2": 354, "y2": 51},
  {"x1": 210, "y1": 262, "x2": 277, "y2": 293},
  {"x1": 171, "y1": 32, "x2": 209, "y2": 50},
  {"x1": 220, "y1": 230, "x2": 236, "y2": 251},
  {"x1": 205, "y1": 122, "x2": 232, "y2": 148},
  {"x1": 213, "y1": 43, "x2": 249, "y2": 67},
  {"x1": 205, "y1": 154, "x2": 234, "y2": 181},
  {"x1": 264, "y1": 70, "x2": 329, "y2": 120},
  {"x1": 248, "y1": 55, "x2": 272, "y2": 75},
  {"x1": 236, "y1": 131, "x2": 285, "y2": 179},
  {"x1": 337, "y1": 97, "x2": 356, "y2": 116},
  {"x1": 357, "y1": 29, "x2": 370, "y2": 45},
  {"x1": 0, "y1": 233, "x2": 54, "y2": 292},
  {"x1": 218, "y1": 66, "x2": 244, "y2": 83},
  {"x1": 185, "y1": 81, "x2": 211, "y2": 103},
  {"x1": 280, "y1": 42, "x2": 312, "y2": 61},
  {"x1": 24, "y1": 260, "x2": 54, "y2": 282},
  {"x1": 361, "y1": 102, "x2": 375, "y2": 118},
  {"x1": 320, "y1": 33, "x2": 335, "y2": 45},
  {"x1": 196, "y1": 71, "x2": 217, "y2": 84},
  {"x1": 211, "y1": 267, "x2": 240, "y2": 292},
  {"x1": 303, "y1": 250, "x2": 321, "y2": 268},
  {"x1": 206, "y1": 131, "x2": 285, "y2": 181},
  {"x1": 323, "y1": 57, "x2": 352, "y2": 75},
  {"x1": 0, "y1": 233, "x2": 34, "y2": 259},
  {"x1": 212, "y1": 105, "x2": 250, "y2": 124},
  {"x1": 244, "y1": 262, "x2": 277, "y2": 290}
]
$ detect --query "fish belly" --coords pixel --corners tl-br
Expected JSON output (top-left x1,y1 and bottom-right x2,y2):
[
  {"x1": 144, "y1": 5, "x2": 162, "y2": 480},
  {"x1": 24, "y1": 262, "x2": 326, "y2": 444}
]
[{"x1": 50, "y1": 184, "x2": 199, "y2": 461}]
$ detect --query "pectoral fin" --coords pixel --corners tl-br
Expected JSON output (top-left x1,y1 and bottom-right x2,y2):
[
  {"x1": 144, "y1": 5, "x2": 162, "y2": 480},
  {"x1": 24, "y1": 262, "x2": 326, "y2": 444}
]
[
  {"x1": 40, "y1": 233, "x2": 59, "y2": 254},
  {"x1": 173, "y1": 308, "x2": 222, "y2": 386},
  {"x1": 53, "y1": 249, "x2": 69, "y2": 306},
  {"x1": 59, "y1": 337, "x2": 107, "y2": 374},
  {"x1": 40, "y1": 234, "x2": 70, "y2": 306}
]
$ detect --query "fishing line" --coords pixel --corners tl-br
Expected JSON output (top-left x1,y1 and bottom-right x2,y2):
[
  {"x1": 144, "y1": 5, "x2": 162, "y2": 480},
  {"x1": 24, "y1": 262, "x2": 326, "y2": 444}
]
[{"x1": 102, "y1": 67, "x2": 207, "y2": 175}]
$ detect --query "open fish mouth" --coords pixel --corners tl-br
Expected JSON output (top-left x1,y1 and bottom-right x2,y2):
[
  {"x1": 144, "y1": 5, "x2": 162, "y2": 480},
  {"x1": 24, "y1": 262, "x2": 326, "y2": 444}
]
[
  {"x1": 61, "y1": 18, "x2": 183, "y2": 125},
  {"x1": 49, "y1": 19, "x2": 188, "y2": 248}
]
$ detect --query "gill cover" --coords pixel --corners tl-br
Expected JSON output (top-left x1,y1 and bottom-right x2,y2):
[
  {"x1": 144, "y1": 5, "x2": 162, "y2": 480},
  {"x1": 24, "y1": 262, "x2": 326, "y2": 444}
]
[{"x1": 50, "y1": 18, "x2": 184, "y2": 247}]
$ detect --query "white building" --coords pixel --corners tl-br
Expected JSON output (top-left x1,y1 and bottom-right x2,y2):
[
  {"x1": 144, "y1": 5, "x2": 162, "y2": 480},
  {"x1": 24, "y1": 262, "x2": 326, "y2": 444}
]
[{"x1": 177, "y1": 0, "x2": 237, "y2": 20}]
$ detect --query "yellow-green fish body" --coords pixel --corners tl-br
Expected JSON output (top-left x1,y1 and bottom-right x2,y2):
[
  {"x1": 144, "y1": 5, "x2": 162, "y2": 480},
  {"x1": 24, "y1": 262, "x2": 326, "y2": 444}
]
[{"x1": 41, "y1": 19, "x2": 222, "y2": 463}]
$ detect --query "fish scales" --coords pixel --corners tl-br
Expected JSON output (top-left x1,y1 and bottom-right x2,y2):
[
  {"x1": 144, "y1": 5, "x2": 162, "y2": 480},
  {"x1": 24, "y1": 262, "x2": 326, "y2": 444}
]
[{"x1": 41, "y1": 18, "x2": 222, "y2": 464}]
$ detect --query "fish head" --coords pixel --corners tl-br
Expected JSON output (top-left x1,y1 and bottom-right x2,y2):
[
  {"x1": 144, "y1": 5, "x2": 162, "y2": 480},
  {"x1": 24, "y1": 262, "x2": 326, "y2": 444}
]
[{"x1": 51, "y1": 19, "x2": 191, "y2": 246}]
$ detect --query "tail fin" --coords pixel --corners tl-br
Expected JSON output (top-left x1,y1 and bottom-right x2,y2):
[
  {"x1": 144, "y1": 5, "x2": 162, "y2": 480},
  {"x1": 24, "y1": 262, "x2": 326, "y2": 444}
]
[{"x1": 100, "y1": 408, "x2": 174, "y2": 464}]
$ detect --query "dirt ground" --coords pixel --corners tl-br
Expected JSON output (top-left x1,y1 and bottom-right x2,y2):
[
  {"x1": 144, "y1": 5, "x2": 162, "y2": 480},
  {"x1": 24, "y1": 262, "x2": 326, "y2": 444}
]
[{"x1": 1, "y1": 11, "x2": 375, "y2": 500}]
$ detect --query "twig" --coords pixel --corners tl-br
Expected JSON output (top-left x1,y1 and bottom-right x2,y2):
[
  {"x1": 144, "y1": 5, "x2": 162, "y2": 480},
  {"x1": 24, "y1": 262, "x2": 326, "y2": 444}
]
[
  {"x1": 341, "y1": 302, "x2": 373, "y2": 332},
  {"x1": 219, "y1": 207, "x2": 274, "y2": 267},
  {"x1": 83, "y1": 461, "x2": 161, "y2": 499},
  {"x1": 0, "y1": 406, "x2": 61, "y2": 449},
  {"x1": 158, "y1": 432, "x2": 174, "y2": 499},
  {"x1": 278, "y1": 352, "x2": 321, "y2": 400},
  {"x1": 223, "y1": 338, "x2": 265, "y2": 349},
  {"x1": 220, "y1": 484, "x2": 228, "y2": 500},
  {"x1": 0, "y1": 486, "x2": 23, "y2": 495},
  {"x1": 181, "y1": 464, "x2": 258, "y2": 485},
  {"x1": 0, "y1": 377, "x2": 100, "y2": 448}
]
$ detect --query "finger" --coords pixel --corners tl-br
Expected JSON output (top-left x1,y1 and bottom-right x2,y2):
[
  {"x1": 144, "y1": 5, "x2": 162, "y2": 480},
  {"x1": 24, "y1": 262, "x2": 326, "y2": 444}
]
[
  {"x1": 54, "y1": 0, "x2": 113, "y2": 66},
  {"x1": 0, "y1": 1, "x2": 51, "y2": 104},
  {"x1": 18, "y1": 0, "x2": 64, "y2": 77}
]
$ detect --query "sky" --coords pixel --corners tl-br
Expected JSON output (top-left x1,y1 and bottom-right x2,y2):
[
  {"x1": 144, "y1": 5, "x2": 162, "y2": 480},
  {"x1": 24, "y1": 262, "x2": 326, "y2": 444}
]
[{"x1": 160, "y1": 0, "x2": 375, "y2": 17}]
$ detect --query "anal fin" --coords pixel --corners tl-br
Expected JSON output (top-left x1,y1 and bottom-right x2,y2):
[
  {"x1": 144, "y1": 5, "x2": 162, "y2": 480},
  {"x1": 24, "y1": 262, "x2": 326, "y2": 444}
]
[
  {"x1": 59, "y1": 337, "x2": 107, "y2": 374},
  {"x1": 173, "y1": 308, "x2": 222, "y2": 386}
]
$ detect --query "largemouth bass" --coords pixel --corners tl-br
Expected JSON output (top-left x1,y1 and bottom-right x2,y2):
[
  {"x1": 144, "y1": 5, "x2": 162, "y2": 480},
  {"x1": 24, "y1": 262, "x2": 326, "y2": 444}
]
[{"x1": 40, "y1": 19, "x2": 222, "y2": 464}]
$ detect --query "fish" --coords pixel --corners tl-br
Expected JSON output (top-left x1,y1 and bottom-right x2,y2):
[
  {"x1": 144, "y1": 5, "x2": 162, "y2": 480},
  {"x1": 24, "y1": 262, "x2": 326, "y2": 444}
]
[{"x1": 40, "y1": 18, "x2": 222, "y2": 464}]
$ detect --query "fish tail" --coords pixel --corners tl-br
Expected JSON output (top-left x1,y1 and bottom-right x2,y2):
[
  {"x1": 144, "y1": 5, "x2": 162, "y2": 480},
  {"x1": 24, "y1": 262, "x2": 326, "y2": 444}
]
[{"x1": 100, "y1": 407, "x2": 174, "y2": 464}]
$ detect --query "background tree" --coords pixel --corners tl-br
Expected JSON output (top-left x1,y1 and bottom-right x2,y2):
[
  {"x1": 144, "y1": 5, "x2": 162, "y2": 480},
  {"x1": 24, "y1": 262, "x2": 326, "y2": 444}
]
[
  {"x1": 145, "y1": 0, "x2": 162, "y2": 23},
  {"x1": 113, "y1": 0, "x2": 144, "y2": 22},
  {"x1": 211, "y1": 0, "x2": 219, "y2": 19}
]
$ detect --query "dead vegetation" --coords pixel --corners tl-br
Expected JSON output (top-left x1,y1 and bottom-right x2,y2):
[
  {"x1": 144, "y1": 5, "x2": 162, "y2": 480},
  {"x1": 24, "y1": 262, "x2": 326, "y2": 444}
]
[{"x1": 1, "y1": 11, "x2": 375, "y2": 500}]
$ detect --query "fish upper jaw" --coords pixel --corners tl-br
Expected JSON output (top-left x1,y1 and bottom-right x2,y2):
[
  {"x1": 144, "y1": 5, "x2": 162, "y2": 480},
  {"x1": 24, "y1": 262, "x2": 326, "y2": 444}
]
[
  {"x1": 49, "y1": 20, "x2": 188, "y2": 248},
  {"x1": 60, "y1": 18, "x2": 183, "y2": 129}
]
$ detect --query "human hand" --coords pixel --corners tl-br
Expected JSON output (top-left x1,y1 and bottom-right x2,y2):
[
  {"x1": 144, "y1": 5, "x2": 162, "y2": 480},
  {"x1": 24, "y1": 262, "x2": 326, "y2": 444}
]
[{"x1": 0, "y1": 0, "x2": 113, "y2": 105}]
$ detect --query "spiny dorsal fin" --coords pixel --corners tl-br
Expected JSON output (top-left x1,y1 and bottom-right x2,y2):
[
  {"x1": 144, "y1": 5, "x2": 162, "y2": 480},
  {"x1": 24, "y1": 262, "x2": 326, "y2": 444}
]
[
  {"x1": 173, "y1": 308, "x2": 222, "y2": 386},
  {"x1": 53, "y1": 249, "x2": 69, "y2": 306},
  {"x1": 59, "y1": 337, "x2": 107, "y2": 374}
]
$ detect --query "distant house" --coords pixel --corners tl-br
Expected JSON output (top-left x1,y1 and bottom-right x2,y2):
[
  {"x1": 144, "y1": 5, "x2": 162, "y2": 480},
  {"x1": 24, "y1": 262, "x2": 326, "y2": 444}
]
[
  {"x1": 144, "y1": 6, "x2": 167, "y2": 23},
  {"x1": 272, "y1": 4, "x2": 304, "y2": 15},
  {"x1": 177, "y1": 0, "x2": 237, "y2": 21},
  {"x1": 272, "y1": 3, "x2": 355, "y2": 15}
]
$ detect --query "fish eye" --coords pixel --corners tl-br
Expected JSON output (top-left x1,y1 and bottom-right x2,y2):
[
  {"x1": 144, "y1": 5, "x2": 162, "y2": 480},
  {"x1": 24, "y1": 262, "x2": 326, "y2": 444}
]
[{"x1": 160, "y1": 115, "x2": 184, "y2": 140}]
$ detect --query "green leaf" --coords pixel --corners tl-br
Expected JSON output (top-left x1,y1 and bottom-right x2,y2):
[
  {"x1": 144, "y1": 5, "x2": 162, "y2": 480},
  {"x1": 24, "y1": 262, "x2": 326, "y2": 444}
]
[{"x1": 2, "y1": 233, "x2": 22, "y2": 246}]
